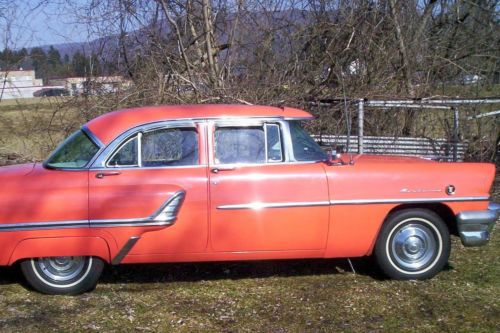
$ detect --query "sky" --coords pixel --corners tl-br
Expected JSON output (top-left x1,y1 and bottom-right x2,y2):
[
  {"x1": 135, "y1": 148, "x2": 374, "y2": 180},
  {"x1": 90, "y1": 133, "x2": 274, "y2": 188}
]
[{"x1": 1, "y1": 1, "x2": 95, "y2": 49}]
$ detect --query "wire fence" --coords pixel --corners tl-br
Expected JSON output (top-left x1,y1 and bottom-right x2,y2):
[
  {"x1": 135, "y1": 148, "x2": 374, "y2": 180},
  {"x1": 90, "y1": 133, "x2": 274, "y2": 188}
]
[{"x1": 301, "y1": 98, "x2": 500, "y2": 164}]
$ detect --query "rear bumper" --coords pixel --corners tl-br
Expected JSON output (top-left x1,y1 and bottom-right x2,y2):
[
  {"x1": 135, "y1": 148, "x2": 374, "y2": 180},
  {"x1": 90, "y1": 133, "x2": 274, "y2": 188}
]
[{"x1": 456, "y1": 202, "x2": 499, "y2": 247}]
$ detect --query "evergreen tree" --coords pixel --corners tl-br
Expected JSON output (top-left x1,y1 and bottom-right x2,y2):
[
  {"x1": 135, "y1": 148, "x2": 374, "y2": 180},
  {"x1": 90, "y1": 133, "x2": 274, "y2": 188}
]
[
  {"x1": 30, "y1": 47, "x2": 48, "y2": 80},
  {"x1": 72, "y1": 51, "x2": 88, "y2": 77},
  {"x1": 47, "y1": 46, "x2": 62, "y2": 67}
]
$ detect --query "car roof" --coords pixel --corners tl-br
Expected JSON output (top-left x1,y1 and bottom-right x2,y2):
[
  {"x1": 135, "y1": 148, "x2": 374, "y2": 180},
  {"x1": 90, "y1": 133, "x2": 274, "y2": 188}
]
[{"x1": 85, "y1": 104, "x2": 313, "y2": 145}]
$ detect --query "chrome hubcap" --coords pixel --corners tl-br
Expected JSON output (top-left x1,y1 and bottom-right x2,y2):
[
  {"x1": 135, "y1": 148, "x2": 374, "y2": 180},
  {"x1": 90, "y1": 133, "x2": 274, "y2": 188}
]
[
  {"x1": 36, "y1": 256, "x2": 86, "y2": 282},
  {"x1": 391, "y1": 223, "x2": 436, "y2": 271}
]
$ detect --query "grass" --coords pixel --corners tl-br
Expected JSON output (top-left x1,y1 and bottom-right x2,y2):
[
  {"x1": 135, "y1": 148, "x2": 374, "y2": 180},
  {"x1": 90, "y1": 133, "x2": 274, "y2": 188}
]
[
  {"x1": 0, "y1": 98, "x2": 498, "y2": 332},
  {"x1": 0, "y1": 234, "x2": 498, "y2": 332},
  {"x1": 0, "y1": 97, "x2": 82, "y2": 159}
]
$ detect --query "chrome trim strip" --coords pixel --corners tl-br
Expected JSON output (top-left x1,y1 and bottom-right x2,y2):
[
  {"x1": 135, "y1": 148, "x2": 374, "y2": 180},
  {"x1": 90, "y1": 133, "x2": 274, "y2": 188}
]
[
  {"x1": 92, "y1": 164, "x2": 208, "y2": 171},
  {"x1": 329, "y1": 196, "x2": 490, "y2": 205},
  {"x1": 91, "y1": 121, "x2": 198, "y2": 168},
  {"x1": 112, "y1": 236, "x2": 140, "y2": 265},
  {"x1": 217, "y1": 196, "x2": 490, "y2": 210},
  {"x1": 90, "y1": 190, "x2": 186, "y2": 228},
  {"x1": 0, "y1": 190, "x2": 186, "y2": 232},
  {"x1": 0, "y1": 220, "x2": 89, "y2": 232},
  {"x1": 89, "y1": 217, "x2": 177, "y2": 228},
  {"x1": 217, "y1": 201, "x2": 330, "y2": 210}
]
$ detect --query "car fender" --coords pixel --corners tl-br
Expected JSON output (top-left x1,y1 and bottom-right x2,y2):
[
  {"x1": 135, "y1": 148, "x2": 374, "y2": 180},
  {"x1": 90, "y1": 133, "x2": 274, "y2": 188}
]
[{"x1": 8, "y1": 236, "x2": 111, "y2": 265}]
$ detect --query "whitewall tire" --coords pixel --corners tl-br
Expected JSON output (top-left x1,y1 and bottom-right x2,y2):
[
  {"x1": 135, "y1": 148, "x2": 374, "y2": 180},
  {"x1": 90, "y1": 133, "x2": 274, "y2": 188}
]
[
  {"x1": 20, "y1": 256, "x2": 104, "y2": 295},
  {"x1": 374, "y1": 209, "x2": 450, "y2": 280}
]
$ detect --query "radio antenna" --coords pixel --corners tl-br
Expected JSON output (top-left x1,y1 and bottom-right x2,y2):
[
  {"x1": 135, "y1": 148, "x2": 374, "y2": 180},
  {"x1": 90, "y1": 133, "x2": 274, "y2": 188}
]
[{"x1": 340, "y1": 72, "x2": 353, "y2": 164}]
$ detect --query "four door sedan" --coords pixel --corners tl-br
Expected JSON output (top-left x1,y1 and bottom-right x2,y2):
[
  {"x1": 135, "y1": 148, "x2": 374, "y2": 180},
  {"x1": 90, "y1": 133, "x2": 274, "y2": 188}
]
[{"x1": 0, "y1": 104, "x2": 498, "y2": 294}]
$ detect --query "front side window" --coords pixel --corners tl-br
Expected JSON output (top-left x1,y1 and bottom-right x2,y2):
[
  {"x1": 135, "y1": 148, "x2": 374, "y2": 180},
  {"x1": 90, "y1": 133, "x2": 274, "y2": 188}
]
[
  {"x1": 108, "y1": 136, "x2": 138, "y2": 167},
  {"x1": 289, "y1": 121, "x2": 328, "y2": 161},
  {"x1": 214, "y1": 124, "x2": 284, "y2": 164},
  {"x1": 45, "y1": 130, "x2": 99, "y2": 169},
  {"x1": 107, "y1": 127, "x2": 198, "y2": 168}
]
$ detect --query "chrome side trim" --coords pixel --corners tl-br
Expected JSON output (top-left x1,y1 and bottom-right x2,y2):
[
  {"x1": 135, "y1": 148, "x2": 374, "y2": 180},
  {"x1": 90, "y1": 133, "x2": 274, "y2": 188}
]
[
  {"x1": 92, "y1": 164, "x2": 208, "y2": 171},
  {"x1": 216, "y1": 196, "x2": 490, "y2": 210},
  {"x1": 0, "y1": 190, "x2": 186, "y2": 232},
  {"x1": 89, "y1": 217, "x2": 177, "y2": 228},
  {"x1": 329, "y1": 196, "x2": 490, "y2": 205},
  {"x1": 0, "y1": 220, "x2": 89, "y2": 232},
  {"x1": 217, "y1": 201, "x2": 330, "y2": 210},
  {"x1": 90, "y1": 190, "x2": 186, "y2": 228},
  {"x1": 112, "y1": 236, "x2": 140, "y2": 265}
]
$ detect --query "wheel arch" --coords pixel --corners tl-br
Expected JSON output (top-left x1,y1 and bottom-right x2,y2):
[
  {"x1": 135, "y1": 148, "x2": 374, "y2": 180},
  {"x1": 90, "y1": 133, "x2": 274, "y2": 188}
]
[
  {"x1": 8, "y1": 236, "x2": 112, "y2": 265},
  {"x1": 385, "y1": 203, "x2": 457, "y2": 236},
  {"x1": 365, "y1": 202, "x2": 457, "y2": 256}
]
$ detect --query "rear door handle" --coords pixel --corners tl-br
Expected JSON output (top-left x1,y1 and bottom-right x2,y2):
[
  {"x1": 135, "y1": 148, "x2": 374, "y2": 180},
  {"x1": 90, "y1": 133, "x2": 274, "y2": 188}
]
[
  {"x1": 211, "y1": 166, "x2": 236, "y2": 173},
  {"x1": 96, "y1": 171, "x2": 121, "y2": 179}
]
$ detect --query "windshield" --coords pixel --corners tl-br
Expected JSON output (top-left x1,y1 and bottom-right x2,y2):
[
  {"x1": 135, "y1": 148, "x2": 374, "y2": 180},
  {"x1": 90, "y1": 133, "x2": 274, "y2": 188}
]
[
  {"x1": 289, "y1": 121, "x2": 328, "y2": 161},
  {"x1": 45, "y1": 130, "x2": 100, "y2": 169}
]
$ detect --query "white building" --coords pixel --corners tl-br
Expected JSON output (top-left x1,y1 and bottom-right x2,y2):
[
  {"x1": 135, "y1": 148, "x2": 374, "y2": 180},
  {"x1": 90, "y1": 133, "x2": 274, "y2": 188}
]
[
  {"x1": 49, "y1": 76, "x2": 131, "y2": 96},
  {"x1": 0, "y1": 70, "x2": 44, "y2": 99}
]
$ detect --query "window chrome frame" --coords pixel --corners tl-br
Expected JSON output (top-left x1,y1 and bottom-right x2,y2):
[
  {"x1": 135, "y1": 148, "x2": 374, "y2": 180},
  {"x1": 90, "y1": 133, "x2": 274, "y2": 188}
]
[
  {"x1": 43, "y1": 116, "x2": 322, "y2": 172},
  {"x1": 91, "y1": 120, "x2": 199, "y2": 169},
  {"x1": 264, "y1": 123, "x2": 284, "y2": 163},
  {"x1": 212, "y1": 118, "x2": 289, "y2": 166},
  {"x1": 210, "y1": 117, "x2": 327, "y2": 166},
  {"x1": 106, "y1": 134, "x2": 140, "y2": 168}
]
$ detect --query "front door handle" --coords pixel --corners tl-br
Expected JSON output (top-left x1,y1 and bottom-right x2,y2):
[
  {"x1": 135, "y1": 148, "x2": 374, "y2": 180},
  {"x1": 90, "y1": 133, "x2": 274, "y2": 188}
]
[
  {"x1": 96, "y1": 171, "x2": 121, "y2": 179},
  {"x1": 211, "y1": 166, "x2": 236, "y2": 173}
]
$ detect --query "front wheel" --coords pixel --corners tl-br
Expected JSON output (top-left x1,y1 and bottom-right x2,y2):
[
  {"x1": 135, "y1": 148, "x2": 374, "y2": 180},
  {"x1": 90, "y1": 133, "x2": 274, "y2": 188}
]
[
  {"x1": 374, "y1": 209, "x2": 450, "y2": 280},
  {"x1": 20, "y1": 256, "x2": 104, "y2": 295}
]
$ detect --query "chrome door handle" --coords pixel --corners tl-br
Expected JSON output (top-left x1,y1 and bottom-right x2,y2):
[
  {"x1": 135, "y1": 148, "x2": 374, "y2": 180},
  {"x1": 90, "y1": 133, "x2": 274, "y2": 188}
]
[
  {"x1": 211, "y1": 166, "x2": 236, "y2": 173},
  {"x1": 96, "y1": 171, "x2": 121, "y2": 179}
]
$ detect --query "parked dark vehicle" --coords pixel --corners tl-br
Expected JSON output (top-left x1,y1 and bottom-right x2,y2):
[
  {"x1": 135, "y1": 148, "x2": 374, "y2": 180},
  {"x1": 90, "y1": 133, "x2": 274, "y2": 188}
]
[{"x1": 33, "y1": 88, "x2": 70, "y2": 97}]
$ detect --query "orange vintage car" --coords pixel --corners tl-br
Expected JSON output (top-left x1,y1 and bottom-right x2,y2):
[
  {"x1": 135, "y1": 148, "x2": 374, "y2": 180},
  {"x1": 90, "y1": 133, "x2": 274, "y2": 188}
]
[{"x1": 0, "y1": 104, "x2": 498, "y2": 294}]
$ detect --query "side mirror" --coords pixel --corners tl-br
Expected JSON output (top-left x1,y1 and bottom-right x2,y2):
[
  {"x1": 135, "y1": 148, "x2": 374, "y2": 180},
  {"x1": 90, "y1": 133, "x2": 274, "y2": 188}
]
[{"x1": 327, "y1": 148, "x2": 342, "y2": 162}]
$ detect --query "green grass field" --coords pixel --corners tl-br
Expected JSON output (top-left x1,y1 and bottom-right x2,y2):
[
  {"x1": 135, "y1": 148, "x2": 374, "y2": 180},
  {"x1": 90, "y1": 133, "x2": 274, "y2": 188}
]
[
  {"x1": 0, "y1": 97, "x2": 82, "y2": 160},
  {"x1": 0, "y1": 229, "x2": 498, "y2": 332},
  {"x1": 0, "y1": 97, "x2": 498, "y2": 332}
]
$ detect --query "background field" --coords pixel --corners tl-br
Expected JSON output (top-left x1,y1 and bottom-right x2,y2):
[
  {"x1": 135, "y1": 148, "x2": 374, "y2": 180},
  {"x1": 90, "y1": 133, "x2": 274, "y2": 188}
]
[{"x1": 0, "y1": 99, "x2": 498, "y2": 332}]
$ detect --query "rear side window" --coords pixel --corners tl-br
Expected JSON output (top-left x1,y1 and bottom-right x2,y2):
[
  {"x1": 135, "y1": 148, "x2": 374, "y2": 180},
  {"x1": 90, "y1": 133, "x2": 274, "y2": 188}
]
[
  {"x1": 214, "y1": 124, "x2": 284, "y2": 164},
  {"x1": 107, "y1": 128, "x2": 198, "y2": 167},
  {"x1": 142, "y1": 128, "x2": 198, "y2": 167}
]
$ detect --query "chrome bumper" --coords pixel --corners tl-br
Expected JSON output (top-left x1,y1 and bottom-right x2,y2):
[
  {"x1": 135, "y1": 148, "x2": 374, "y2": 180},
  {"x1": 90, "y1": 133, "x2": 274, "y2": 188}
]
[{"x1": 456, "y1": 202, "x2": 499, "y2": 247}]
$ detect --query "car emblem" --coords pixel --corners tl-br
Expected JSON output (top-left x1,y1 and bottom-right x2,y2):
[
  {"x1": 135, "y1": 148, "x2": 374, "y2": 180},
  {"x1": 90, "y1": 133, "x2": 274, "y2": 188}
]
[{"x1": 446, "y1": 185, "x2": 456, "y2": 195}]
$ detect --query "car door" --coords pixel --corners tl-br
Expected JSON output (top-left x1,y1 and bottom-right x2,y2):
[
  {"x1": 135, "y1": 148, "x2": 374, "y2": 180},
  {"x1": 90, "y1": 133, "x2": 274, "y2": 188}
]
[
  {"x1": 89, "y1": 122, "x2": 209, "y2": 255},
  {"x1": 208, "y1": 120, "x2": 330, "y2": 252}
]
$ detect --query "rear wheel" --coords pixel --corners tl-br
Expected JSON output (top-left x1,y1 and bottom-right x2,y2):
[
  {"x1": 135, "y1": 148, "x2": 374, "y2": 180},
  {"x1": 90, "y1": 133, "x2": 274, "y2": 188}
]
[
  {"x1": 20, "y1": 256, "x2": 104, "y2": 295},
  {"x1": 374, "y1": 209, "x2": 450, "y2": 280}
]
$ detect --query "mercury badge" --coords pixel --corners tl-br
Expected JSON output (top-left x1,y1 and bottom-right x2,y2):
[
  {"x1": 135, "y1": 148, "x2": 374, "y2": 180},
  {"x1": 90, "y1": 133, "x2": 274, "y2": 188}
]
[{"x1": 445, "y1": 184, "x2": 456, "y2": 195}]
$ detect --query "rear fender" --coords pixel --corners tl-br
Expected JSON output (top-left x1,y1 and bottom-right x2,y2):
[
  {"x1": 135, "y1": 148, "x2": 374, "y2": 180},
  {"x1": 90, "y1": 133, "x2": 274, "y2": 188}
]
[{"x1": 8, "y1": 237, "x2": 111, "y2": 265}]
